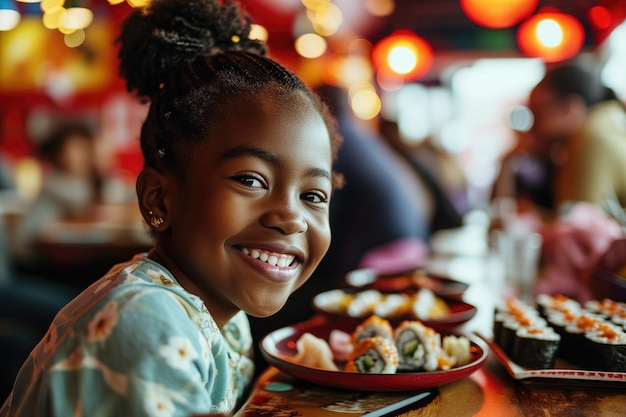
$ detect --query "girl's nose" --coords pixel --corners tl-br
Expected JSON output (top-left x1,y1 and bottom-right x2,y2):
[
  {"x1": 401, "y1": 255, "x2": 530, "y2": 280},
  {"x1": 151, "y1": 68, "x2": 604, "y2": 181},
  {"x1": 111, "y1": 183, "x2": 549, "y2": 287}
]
[{"x1": 260, "y1": 203, "x2": 308, "y2": 235}]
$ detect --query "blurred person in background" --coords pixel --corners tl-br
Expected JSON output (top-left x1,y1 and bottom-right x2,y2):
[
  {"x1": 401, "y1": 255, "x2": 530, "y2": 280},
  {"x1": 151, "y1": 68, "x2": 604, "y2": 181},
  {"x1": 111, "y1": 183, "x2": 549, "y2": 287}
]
[
  {"x1": 0, "y1": 131, "x2": 76, "y2": 401},
  {"x1": 379, "y1": 117, "x2": 468, "y2": 229},
  {"x1": 491, "y1": 129, "x2": 561, "y2": 221},
  {"x1": 492, "y1": 63, "x2": 626, "y2": 302},
  {"x1": 528, "y1": 63, "x2": 626, "y2": 210},
  {"x1": 312, "y1": 84, "x2": 436, "y2": 277},
  {"x1": 13, "y1": 122, "x2": 101, "y2": 264}
]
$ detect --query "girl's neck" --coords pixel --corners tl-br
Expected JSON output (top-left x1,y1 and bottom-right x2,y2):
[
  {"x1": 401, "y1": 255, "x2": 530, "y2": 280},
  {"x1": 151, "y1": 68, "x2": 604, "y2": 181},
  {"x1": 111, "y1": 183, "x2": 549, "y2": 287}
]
[{"x1": 147, "y1": 247, "x2": 238, "y2": 328}]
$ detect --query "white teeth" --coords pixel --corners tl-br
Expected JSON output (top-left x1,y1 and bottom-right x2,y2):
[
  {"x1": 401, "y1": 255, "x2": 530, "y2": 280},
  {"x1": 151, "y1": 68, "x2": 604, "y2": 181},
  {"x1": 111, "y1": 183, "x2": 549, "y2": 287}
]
[{"x1": 241, "y1": 248, "x2": 295, "y2": 267}]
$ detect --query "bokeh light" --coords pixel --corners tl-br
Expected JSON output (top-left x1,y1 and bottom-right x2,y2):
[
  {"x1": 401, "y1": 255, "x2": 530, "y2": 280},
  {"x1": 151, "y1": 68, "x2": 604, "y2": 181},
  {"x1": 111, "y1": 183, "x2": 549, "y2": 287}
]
[
  {"x1": 295, "y1": 32, "x2": 327, "y2": 58},
  {"x1": 517, "y1": 9, "x2": 585, "y2": 62},
  {"x1": 461, "y1": 0, "x2": 538, "y2": 29}
]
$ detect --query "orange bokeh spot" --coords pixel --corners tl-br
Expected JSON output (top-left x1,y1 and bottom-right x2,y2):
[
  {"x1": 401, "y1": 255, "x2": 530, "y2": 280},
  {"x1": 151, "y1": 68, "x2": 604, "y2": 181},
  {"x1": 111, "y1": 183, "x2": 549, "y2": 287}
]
[
  {"x1": 516, "y1": 9, "x2": 585, "y2": 63},
  {"x1": 372, "y1": 30, "x2": 433, "y2": 82},
  {"x1": 460, "y1": 0, "x2": 538, "y2": 29}
]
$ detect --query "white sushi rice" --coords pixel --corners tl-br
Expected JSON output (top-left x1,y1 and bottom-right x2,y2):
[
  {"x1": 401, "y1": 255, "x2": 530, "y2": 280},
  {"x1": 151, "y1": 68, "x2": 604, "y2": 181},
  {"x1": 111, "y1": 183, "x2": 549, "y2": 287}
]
[{"x1": 347, "y1": 289, "x2": 382, "y2": 317}]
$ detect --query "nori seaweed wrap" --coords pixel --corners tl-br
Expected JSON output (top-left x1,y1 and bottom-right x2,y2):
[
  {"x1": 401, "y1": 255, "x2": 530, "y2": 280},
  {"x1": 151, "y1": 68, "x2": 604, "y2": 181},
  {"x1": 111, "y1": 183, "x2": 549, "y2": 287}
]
[
  {"x1": 511, "y1": 326, "x2": 561, "y2": 369},
  {"x1": 585, "y1": 323, "x2": 626, "y2": 372}
]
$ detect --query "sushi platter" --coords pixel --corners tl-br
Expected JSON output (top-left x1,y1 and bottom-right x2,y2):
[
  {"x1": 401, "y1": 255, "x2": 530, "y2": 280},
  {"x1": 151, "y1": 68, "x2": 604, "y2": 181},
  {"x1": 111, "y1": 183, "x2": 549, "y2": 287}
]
[
  {"x1": 260, "y1": 315, "x2": 488, "y2": 391},
  {"x1": 480, "y1": 333, "x2": 626, "y2": 386},
  {"x1": 482, "y1": 294, "x2": 626, "y2": 386},
  {"x1": 312, "y1": 288, "x2": 477, "y2": 330}
]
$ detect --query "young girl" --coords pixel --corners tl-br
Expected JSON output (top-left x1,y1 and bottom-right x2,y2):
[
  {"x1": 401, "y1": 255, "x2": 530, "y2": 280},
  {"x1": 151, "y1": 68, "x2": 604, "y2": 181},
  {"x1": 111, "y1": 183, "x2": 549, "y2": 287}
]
[{"x1": 0, "y1": 0, "x2": 342, "y2": 415}]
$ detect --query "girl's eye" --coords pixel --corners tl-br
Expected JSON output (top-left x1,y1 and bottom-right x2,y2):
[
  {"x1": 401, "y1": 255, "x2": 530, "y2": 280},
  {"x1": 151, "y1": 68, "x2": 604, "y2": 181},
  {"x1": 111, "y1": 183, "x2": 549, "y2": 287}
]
[
  {"x1": 233, "y1": 175, "x2": 266, "y2": 189},
  {"x1": 302, "y1": 191, "x2": 328, "y2": 204}
]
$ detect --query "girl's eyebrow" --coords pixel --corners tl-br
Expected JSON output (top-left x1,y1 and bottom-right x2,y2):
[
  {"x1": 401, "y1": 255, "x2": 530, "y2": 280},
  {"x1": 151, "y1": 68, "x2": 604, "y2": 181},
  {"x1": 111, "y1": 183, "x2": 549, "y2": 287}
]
[
  {"x1": 222, "y1": 145, "x2": 279, "y2": 164},
  {"x1": 222, "y1": 145, "x2": 331, "y2": 181}
]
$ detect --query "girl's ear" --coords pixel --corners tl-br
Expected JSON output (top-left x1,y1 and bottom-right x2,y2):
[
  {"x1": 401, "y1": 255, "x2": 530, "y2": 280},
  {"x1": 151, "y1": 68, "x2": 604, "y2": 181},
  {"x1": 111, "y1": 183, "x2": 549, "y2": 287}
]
[{"x1": 136, "y1": 167, "x2": 170, "y2": 231}]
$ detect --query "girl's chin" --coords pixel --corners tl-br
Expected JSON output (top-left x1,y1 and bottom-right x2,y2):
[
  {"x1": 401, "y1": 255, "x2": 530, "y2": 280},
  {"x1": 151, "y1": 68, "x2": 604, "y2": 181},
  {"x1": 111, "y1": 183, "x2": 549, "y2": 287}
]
[{"x1": 246, "y1": 302, "x2": 287, "y2": 318}]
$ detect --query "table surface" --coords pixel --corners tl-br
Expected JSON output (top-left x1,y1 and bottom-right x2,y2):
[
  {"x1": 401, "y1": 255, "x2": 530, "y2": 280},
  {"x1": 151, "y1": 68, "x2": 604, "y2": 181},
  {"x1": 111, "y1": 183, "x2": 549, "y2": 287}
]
[{"x1": 236, "y1": 226, "x2": 626, "y2": 417}]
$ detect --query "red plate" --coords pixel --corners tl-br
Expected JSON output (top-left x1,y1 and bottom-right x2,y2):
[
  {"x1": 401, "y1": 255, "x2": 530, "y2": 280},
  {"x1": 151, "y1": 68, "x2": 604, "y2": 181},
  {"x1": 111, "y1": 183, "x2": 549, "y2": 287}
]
[
  {"x1": 260, "y1": 317, "x2": 488, "y2": 392},
  {"x1": 312, "y1": 289, "x2": 477, "y2": 330}
]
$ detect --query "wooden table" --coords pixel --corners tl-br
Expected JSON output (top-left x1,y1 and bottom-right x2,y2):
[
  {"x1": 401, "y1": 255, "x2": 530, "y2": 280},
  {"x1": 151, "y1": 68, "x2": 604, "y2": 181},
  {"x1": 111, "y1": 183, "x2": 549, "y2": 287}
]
[{"x1": 236, "y1": 228, "x2": 626, "y2": 417}]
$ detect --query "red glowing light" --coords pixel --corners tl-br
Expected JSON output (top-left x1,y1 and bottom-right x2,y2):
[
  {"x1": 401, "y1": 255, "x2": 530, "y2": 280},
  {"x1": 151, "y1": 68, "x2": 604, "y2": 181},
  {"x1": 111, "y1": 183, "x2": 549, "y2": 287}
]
[{"x1": 588, "y1": 6, "x2": 612, "y2": 30}]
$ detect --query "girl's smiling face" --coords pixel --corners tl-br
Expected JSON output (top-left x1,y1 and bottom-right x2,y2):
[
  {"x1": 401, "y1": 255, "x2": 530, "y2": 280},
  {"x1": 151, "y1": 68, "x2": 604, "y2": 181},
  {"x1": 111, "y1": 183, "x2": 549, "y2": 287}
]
[{"x1": 153, "y1": 91, "x2": 333, "y2": 325}]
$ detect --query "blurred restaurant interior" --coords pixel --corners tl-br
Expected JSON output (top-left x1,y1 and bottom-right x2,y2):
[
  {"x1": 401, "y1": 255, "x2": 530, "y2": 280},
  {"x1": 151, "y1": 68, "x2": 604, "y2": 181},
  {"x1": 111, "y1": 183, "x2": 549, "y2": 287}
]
[
  {"x1": 1, "y1": 0, "x2": 625, "y2": 221},
  {"x1": 2, "y1": 0, "x2": 626, "y2": 407},
  {"x1": 0, "y1": 0, "x2": 622, "y2": 275}
]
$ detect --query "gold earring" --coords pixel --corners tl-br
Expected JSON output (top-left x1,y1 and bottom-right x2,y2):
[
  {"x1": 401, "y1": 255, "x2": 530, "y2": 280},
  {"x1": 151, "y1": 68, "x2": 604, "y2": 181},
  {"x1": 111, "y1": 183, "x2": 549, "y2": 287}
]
[{"x1": 148, "y1": 210, "x2": 164, "y2": 228}]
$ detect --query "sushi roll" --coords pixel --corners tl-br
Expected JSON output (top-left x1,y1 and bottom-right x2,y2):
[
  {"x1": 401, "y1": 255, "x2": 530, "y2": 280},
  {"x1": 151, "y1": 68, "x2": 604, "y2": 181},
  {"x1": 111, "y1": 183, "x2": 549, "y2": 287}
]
[
  {"x1": 410, "y1": 288, "x2": 449, "y2": 320},
  {"x1": 493, "y1": 311, "x2": 511, "y2": 347},
  {"x1": 545, "y1": 309, "x2": 580, "y2": 364},
  {"x1": 585, "y1": 323, "x2": 626, "y2": 372},
  {"x1": 394, "y1": 320, "x2": 441, "y2": 372},
  {"x1": 585, "y1": 298, "x2": 626, "y2": 325},
  {"x1": 510, "y1": 326, "x2": 561, "y2": 369},
  {"x1": 351, "y1": 315, "x2": 394, "y2": 345},
  {"x1": 499, "y1": 315, "x2": 547, "y2": 356},
  {"x1": 562, "y1": 313, "x2": 605, "y2": 368},
  {"x1": 314, "y1": 289, "x2": 353, "y2": 314},
  {"x1": 374, "y1": 293, "x2": 411, "y2": 319},
  {"x1": 346, "y1": 289, "x2": 383, "y2": 317},
  {"x1": 536, "y1": 294, "x2": 581, "y2": 318},
  {"x1": 344, "y1": 336, "x2": 399, "y2": 374}
]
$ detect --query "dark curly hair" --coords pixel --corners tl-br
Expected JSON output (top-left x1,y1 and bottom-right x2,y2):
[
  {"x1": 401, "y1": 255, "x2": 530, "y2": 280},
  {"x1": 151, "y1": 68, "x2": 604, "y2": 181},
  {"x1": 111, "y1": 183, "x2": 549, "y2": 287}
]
[
  {"x1": 117, "y1": 0, "x2": 342, "y2": 185},
  {"x1": 538, "y1": 64, "x2": 621, "y2": 108}
]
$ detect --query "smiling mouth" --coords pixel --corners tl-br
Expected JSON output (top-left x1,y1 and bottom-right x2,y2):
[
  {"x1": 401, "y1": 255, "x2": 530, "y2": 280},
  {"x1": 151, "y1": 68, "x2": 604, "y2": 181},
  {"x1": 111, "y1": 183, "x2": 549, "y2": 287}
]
[{"x1": 240, "y1": 248, "x2": 298, "y2": 268}]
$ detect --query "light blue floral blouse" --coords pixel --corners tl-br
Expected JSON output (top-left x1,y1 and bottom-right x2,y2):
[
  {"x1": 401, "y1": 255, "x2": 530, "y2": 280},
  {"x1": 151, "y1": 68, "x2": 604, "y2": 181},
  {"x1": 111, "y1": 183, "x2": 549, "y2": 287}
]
[{"x1": 0, "y1": 254, "x2": 255, "y2": 417}]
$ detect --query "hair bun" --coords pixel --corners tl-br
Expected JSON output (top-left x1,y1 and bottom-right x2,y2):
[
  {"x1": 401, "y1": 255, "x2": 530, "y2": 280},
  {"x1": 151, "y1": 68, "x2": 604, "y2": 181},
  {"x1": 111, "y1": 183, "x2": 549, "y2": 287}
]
[{"x1": 117, "y1": 0, "x2": 266, "y2": 98}]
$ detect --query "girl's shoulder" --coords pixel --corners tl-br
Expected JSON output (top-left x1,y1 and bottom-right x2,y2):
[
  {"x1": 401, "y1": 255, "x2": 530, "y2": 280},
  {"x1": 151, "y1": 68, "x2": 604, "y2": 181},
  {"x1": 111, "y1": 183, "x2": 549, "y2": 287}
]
[{"x1": 59, "y1": 255, "x2": 213, "y2": 335}]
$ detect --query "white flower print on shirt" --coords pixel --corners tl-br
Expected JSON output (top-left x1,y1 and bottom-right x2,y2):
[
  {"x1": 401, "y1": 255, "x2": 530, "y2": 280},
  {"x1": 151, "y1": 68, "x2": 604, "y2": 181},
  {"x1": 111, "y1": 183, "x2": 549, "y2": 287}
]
[
  {"x1": 159, "y1": 336, "x2": 199, "y2": 370},
  {"x1": 87, "y1": 301, "x2": 119, "y2": 345},
  {"x1": 144, "y1": 385, "x2": 176, "y2": 417}
]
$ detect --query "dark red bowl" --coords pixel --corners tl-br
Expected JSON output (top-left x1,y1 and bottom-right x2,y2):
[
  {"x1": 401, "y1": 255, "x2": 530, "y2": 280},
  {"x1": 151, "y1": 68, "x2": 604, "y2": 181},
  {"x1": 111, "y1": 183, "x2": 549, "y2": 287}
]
[
  {"x1": 312, "y1": 289, "x2": 478, "y2": 331},
  {"x1": 260, "y1": 316, "x2": 488, "y2": 392}
]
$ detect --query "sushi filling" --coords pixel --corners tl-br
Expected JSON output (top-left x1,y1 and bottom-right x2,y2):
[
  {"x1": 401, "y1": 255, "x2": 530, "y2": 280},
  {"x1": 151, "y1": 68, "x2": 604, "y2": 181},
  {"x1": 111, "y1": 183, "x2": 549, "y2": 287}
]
[
  {"x1": 354, "y1": 349, "x2": 385, "y2": 373},
  {"x1": 396, "y1": 329, "x2": 426, "y2": 369}
]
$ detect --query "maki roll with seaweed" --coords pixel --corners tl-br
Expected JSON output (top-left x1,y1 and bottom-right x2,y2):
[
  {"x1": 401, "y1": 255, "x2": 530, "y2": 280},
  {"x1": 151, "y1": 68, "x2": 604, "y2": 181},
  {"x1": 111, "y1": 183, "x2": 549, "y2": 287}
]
[
  {"x1": 562, "y1": 313, "x2": 605, "y2": 368},
  {"x1": 394, "y1": 320, "x2": 441, "y2": 372},
  {"x1": 351, "y1": 315, "x2": 394, "y2": 345},
  {"x1": 344, "y1": 336, "x2": 399, "y2": 374},
  {"x1": 585, "y1": 323, "x2": 626, "y2": 372},
  {"x1": 499, "y1": 314, "x2": 547, "y2": 356},
  {"x1": 510, "y1": 326, "x2": 561, "y2": 369},
  {"x1": 544, "y1": 308, "x2": 581, "y2": 364},
  {"x1": 536, "y1": 294, "x2": 581, "y2": 318}
]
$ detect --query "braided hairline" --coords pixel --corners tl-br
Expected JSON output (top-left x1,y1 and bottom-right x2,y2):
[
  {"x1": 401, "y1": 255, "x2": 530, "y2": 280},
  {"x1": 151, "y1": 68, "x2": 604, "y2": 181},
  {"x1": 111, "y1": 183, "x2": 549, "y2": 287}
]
[{"x1": 141, "y1": 51, "x2": 318, "y2": 171}]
